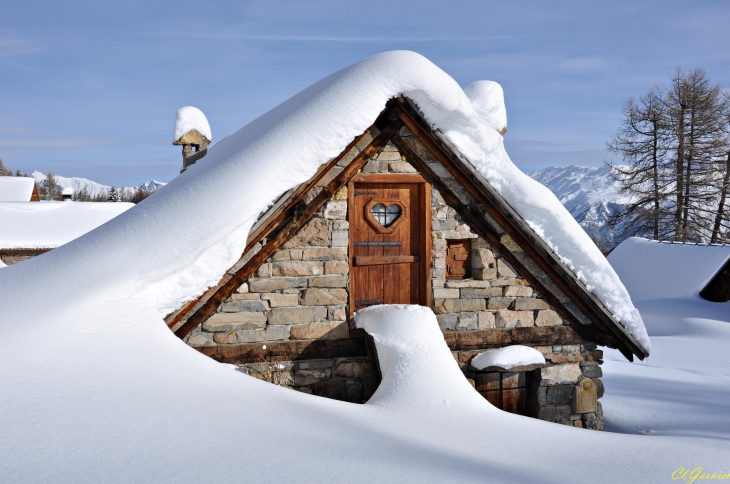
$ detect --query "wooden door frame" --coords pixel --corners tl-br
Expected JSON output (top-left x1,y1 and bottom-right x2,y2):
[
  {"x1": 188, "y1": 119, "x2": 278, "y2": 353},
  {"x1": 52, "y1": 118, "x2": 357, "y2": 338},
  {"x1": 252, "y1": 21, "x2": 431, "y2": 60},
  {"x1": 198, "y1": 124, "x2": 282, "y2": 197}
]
[{"x1": 347, "y1": 173, "x2": 432, "y2": 326}]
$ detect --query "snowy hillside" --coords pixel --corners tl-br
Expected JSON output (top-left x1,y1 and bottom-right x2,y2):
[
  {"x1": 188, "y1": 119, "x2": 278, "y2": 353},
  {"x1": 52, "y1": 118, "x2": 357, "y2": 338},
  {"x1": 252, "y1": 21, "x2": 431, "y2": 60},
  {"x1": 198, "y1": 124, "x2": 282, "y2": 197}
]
[
  {"x1": 530, "y1": 165, "x2": 631, "y2": 249},
  {"x1": 32, "y1": 171, "x2": 166, "y2": 198}
]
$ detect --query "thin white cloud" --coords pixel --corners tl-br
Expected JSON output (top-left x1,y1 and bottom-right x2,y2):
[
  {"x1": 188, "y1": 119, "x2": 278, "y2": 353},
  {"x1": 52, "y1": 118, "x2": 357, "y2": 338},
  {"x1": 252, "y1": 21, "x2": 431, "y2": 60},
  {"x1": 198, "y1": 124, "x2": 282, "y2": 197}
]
[
  {"x1": 0, "y1": 35, "x2": 40, "y2": 59},
  {"x1": 0, "y1": 138, "x2": 168, "y2": 150}
]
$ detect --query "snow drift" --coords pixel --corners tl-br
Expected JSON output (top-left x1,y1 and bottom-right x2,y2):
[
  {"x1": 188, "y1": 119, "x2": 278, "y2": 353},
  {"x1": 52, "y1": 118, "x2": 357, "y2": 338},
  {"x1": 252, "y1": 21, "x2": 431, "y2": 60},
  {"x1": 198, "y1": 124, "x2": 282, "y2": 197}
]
[{"x1": 0, "y1": 176, "x2": 35, "y2": 201}]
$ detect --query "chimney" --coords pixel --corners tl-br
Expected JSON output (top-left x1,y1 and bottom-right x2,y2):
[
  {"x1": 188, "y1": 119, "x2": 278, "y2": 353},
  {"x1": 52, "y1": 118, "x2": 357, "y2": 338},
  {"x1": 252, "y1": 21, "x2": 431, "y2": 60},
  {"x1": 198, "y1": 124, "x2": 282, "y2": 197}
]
[{"x1": 173, "y1": 106, "x2": 212, "y2": 174}]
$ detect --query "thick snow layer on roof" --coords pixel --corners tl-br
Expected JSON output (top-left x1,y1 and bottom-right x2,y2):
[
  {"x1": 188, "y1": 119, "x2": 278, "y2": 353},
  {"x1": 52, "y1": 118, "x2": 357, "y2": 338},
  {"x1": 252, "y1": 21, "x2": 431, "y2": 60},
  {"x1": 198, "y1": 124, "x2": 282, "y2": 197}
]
[
  {"x1": 609, "y1": 237, "x2": 730, "y2": 301},
  {"x1": 471, "y1": 345, "x2": 546, "y2": 371},
  {"x1": 173, "y1": 106, "x2": 212, "y2": 142},
  {"x1": 463, "y1": 80, "x2": 507, "y2": 133},
  {"x1": 0, "y1": 201, "x2": 133, "y2": 249},
  {"x1": 0, "y1": 176, "x2": 35, "y2": 201}
]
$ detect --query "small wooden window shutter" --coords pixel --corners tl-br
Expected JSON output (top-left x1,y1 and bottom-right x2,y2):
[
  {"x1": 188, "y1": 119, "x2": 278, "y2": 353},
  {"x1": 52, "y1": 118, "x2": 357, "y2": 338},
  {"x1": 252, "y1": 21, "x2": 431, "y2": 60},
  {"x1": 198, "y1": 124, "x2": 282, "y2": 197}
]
[{"x1": 446, "y1": 239, "x2": 471, "y2": 279}]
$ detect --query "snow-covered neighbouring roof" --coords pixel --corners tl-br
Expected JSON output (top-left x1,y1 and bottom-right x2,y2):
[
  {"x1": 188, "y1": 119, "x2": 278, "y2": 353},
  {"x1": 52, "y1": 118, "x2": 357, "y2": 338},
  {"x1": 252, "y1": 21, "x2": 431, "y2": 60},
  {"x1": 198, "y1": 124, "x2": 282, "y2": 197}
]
[
  {"x1": 471, "y1": 345, "x2": 546, "y2": 371},
  {"x1": 0, "y1": 201, "x2": 133, "y2": 249},
  {"x1": 0, "y1": 176, "x2": 35, "y2": 201},
  {"x1": 609, "y1": 237, "x2": 730, "y2": 301},
  {"x1": 173, "y1": 106, "x2": 212, "y2": 142}
]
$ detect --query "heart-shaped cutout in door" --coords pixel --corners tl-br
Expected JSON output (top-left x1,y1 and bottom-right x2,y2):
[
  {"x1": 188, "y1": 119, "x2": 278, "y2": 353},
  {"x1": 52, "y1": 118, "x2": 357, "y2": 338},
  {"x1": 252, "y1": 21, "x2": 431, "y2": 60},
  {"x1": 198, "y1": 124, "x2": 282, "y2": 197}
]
[{"x1": 371, "y1": 203, "x2": 402, "y2": 227}]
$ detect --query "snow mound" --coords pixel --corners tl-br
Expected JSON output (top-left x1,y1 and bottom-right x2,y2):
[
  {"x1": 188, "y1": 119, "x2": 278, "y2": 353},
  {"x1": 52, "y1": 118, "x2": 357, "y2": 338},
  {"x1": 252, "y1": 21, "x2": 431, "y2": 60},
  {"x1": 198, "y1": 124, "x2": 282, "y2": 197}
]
[
  {"x1": 173, "y1": 106, "x2": 212, "y2": 142},
  {"x1": 355, "y1": 305, "x2": 487, "y2": 410},
  {"x1": 0, "y1": 176, "x2": 35, "y2": 201},
  {"x1": 463, "y1": 80, "x2": 507, "y2": 134},
  {"x1": 0, "y1": 201, "x2": 133, "y2": 249},
  {"x1": 609, "y1": 237, "x2": 730, "y2": 302},
  {"x1": 471, "y1": 345, "x2": 546, "y2": 371}
]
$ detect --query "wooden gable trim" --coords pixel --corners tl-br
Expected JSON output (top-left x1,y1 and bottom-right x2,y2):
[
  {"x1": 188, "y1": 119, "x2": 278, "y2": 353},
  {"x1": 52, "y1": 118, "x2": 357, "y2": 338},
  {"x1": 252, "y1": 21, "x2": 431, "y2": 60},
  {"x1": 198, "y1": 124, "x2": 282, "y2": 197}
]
[
  {"x1": 390, "y1": 98, "x2": 647, "y2": 361},
  {"x1": 30, "y1": 184, "x2": 40, "y2": 202},
  {"x1": 170, "y1": 112, "x2": 405, "y2": 339}
]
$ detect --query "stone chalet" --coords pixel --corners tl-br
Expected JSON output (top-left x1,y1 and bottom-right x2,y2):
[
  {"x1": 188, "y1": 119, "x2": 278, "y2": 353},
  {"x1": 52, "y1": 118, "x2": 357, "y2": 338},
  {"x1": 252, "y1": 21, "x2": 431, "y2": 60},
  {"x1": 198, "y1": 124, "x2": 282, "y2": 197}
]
[{"x1": 165, "y1": 97, "x2": 649, "y2": 430}]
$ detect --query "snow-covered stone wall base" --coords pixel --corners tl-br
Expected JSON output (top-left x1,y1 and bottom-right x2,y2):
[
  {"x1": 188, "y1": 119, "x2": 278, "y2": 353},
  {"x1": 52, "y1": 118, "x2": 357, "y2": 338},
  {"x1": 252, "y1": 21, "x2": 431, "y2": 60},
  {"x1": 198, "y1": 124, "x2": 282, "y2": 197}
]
[{"x1": 183, "y1": 133, "x2": 605, "y2": 427}]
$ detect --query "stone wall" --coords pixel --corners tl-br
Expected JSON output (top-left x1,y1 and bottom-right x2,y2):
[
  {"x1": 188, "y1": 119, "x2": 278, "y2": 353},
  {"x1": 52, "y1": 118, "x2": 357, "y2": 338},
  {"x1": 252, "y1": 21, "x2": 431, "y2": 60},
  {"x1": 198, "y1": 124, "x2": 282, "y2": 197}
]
[{"x1": 183, "y1": 128, "x2": 605, "y2": 428}]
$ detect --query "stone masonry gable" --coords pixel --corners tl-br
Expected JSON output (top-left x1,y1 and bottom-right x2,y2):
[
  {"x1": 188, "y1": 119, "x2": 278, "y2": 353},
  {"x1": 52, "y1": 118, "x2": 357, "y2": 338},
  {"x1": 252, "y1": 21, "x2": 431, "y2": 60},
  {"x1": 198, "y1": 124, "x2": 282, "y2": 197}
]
[{"x1": 183, "y1": 131, "x2": 606, "y2": 429}]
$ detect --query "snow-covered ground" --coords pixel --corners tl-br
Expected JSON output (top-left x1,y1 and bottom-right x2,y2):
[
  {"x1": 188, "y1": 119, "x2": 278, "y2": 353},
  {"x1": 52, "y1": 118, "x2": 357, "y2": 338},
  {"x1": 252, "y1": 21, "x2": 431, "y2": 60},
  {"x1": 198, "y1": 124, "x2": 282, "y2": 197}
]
[{"x1": 1, "y1": 52, "x2": 728, "y2": 482}]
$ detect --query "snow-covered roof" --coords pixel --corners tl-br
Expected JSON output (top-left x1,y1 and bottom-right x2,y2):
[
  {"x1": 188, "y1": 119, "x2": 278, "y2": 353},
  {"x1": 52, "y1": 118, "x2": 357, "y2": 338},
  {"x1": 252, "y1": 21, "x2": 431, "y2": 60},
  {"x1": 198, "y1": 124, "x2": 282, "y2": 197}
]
[
  {"x1": 0, "y1": 201, "x2": 134, "y2": 249},
  {"x1": 609, "y1": 237, "x2": 730, "y2": 301},
  {"x1": 173, "y1": 106, "x2": 211, "y2": 143},
  {"x1": 0, "y1": 176, "x2": 35, "y2": 201},
  {"x1": 463, "y1": 80, "x2": 507, "y2": 134},
  {"x1": 471, "y1": 345, "x2": 546, "y2": 371}
]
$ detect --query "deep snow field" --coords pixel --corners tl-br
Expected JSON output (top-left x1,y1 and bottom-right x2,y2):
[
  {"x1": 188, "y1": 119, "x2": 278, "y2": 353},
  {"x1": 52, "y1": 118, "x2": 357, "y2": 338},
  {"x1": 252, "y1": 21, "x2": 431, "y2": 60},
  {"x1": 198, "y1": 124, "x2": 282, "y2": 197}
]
[{"x1": 1, "y1": 52, "x2": 729, "y2": 482}]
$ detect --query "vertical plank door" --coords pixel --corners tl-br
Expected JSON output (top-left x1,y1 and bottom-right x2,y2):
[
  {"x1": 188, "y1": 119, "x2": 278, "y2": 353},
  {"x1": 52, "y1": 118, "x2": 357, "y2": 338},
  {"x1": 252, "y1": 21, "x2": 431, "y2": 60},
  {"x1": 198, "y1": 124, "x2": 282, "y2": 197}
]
[{"x1": 349, "y1": 177, "x2": 430, "y2": 318}]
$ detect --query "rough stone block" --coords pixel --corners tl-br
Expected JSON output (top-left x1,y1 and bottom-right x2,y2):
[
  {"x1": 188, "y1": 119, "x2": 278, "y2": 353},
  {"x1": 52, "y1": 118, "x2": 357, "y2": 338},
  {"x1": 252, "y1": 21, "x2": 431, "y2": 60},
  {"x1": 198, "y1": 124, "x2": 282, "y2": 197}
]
[
  {"x1": 271, "y1": 251, "x2": 290, "y2": 262},
  {"x1": 290, "y1": 320, "x2": 349, "y2": 339},
  {"x1": 262, "y1": 293, "x2": 299, "y2": 307},
  {"x1": 257, "y1": 263, "x2": 272, "y2": 278},
  {"x1": 477, "y1": 311, "x2": 495, "y2": 329},
  {"x1": 444, "y1": 279, "x2": 492, "y2": 288},
  {"x1": 323, "y1": 200, "x2": 347, "y2": 220},
  {"x1": 203, "y1": 312, "x2": 267, "y2": 332},
  {"x1": 497, "y1": 259, "x2": 517, "y2": 278},
  {"x1": 495, "y1": 310, "x2": 534, "y2": 328},
  {"x1": 331, "y1": 230, "x2": 349, "y2": 248},
  {"x1": 271, "y1": 261, "x2": 324, "y2": 277},
  {"x1": 504, "y1": 286, "x2": 532, "y2": 297},
  {"x1": 433, "y1": 258, "x2": 446, "y2": 270},
  {"x1": 234, "y1": 299, "x2": 270, "y2": 312},
  {"x1": 457, "y1": 312, "x2": 478, "y2": 330},
  {"x1": 433, "y1": 288, "x2": 459, "y2": 299},
  {"x1": 333, "y1": 185, "x2": 348, "y2": 200},
  {"x1": 535, "y1": 309, "x2": 563, "y2": 327},
  {"x1": 308, "y1": 275, "x2": 348, "y2": 288},
  {"x1": 324, "y1": 261, "x2": 349, "y2": 274},
  {"x1": 541, "y1": 363, "x2": 582, "y2": 384},
  {"x1": 433, "y1": 219, "x2": 457, "y2": 231},
  {"x1": 231, "y1": 293, "x2": 262, "y2": 301},
  {"x1": 283, "y1": 217, "x2": 329, "y2": 248},
  {"x1": 580, "y1": 362, "x2": 603, "y2": 379},
  {"x1": 434, "y1": 298, "x2": 486, "y2": 314},
  {"x1": 460, "y1": 287, "x2": 502, "y2": 298},
  {"x1": 236, "y1": 282, "x2": 249, "y2": 293},
  {"x1": 433, "y1": 239, "x2": 447, "y2": 251},
  {"x1": 302, "y1": 248, "x2": 347, "y2": 261},
  {"x1": 289, "y1": 249, "x2": 303, "y2": 261},
  {"x1": 488, "y1": 297, "x2": 514, "y2": 310},
  {"x1": 388, "y1": 161, "x2": 417, "y2": 173},
  {"x1": 301, "y1": 288, "x2": 348, "y2": 306},
  {"x1": 248, "y1": 278, "x2": 286, "y2": 293},
  {"x1": 491, "y1": 278, "x2": 528, "y2": 287},
  {"x1": 361, "y1": 159, "x2": 382, "y2": 173},
  {"x1": 538, "y1": 406, "x2": 557, "y2": 422},
  {"x1": 514, "y1": 298, "x2": 550, "y2": 310},
  {"x1": 436, "y1": 314, "x2": 458, "y2": 331},
  {"x1": 186, "y1": 333, "x2": 215, "y2": 347},
  {"x1": 328, "y1": 306, "x2": 346, "y2": 321},
  {"x1": 547, "y1": 385, "x2": 573, "y2": 405},
  {"x1": 268, "y1": 306, "x2": 327, "y2": 325},
  {"x1": 333, "y1": 360, "x2": 371, "y2": 379}
]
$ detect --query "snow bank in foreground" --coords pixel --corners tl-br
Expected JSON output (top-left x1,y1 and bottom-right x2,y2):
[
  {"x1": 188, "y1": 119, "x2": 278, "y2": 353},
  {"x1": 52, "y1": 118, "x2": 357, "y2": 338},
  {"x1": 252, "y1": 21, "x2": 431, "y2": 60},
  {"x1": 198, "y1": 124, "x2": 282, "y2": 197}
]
[
  {"x1": 471, "y1": 345, "x2": 546, "y2": 371},
  {"x1": 173, "y1": 106, "x2": 211, "y2": 142},
  {"x1": 0, "y1": 201, "x2": 133, "y2": 249},
  {"x1": 355, "y1": 305, "x2": 486, "y2": 409},
  {"x1": 0, "y1": 176, "x2": 35, "y2": 201}
]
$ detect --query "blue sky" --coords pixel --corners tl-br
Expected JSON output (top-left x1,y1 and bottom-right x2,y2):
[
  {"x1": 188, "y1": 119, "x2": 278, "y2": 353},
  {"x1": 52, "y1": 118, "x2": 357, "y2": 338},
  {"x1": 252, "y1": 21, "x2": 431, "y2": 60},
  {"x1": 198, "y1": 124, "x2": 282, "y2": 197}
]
[{"x1": 1, "y1": 1, "x2": 729, "y2": 186}]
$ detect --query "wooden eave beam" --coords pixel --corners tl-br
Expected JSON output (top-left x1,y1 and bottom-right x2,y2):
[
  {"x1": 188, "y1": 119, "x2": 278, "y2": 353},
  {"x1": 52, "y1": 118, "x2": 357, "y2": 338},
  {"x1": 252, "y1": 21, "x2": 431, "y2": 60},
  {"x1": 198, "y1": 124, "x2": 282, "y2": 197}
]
[
  {"x1": 173, "y1": 112, "x2": 405, "y2": 339},
  {"x1": 391, "y1": 98, "x2": 647, "y2": 361}
]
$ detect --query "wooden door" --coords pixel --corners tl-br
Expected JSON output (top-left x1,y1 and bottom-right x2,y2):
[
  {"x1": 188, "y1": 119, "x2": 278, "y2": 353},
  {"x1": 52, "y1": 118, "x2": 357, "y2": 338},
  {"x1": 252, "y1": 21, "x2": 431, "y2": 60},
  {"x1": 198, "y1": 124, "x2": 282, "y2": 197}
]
[{"x1": 348, "y1": 174, "x2": 431, "y2": 318}]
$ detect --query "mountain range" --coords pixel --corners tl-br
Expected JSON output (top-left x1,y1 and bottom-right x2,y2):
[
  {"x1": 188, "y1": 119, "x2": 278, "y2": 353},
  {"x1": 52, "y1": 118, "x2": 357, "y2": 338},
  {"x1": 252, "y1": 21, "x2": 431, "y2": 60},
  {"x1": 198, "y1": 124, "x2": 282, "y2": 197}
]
[
  {"x1": 528, "y1": 165, "x2": 629, "y2": 250},
  {"x1": 31, "y1": 171, "x2": 167, "y2": 199}
]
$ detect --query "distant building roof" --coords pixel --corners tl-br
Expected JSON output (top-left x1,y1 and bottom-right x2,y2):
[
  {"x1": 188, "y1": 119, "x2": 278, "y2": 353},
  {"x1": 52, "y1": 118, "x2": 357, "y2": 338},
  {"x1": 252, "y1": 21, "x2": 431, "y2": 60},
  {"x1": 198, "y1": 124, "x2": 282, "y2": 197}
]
[
  {"x1": 0, "y1": 201, "x2": 134, "y2": 249},
  {"x1": 0, "y1": 177, "x2": 37, "y2": 202}
]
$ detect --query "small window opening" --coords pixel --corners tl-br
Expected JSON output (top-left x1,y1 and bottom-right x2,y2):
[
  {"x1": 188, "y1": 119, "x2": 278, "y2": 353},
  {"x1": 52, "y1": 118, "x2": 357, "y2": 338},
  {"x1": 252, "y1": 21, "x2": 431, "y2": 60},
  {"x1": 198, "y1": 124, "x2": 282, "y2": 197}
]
[
  {"x1": 371, "y1": 203, "x2": 402, "y2": 227},
  {"x1": 476, "y1": 371, "x2": 528, "y2": 415}
]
